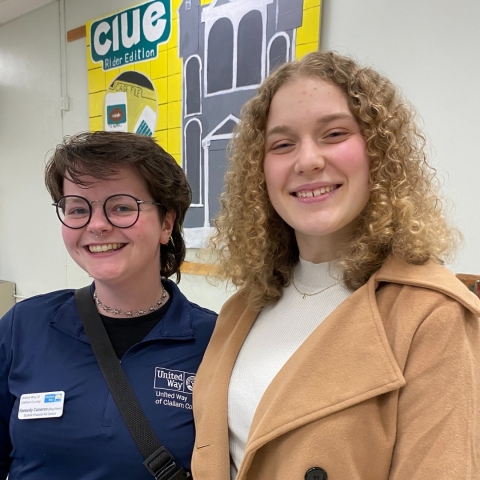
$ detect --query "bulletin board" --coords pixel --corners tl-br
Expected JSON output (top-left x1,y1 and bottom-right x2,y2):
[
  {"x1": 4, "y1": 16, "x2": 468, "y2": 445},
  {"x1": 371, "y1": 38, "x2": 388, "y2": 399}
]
[{"x1": 86, "y1": 0, "x2": 322, "y2": 247}]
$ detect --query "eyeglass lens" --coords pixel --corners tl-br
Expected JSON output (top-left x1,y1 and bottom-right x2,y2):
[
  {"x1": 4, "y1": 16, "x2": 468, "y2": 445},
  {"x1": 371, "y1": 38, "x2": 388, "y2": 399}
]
[{"x1": 57, "y1": 195, "x2": 140, "y2": 228}]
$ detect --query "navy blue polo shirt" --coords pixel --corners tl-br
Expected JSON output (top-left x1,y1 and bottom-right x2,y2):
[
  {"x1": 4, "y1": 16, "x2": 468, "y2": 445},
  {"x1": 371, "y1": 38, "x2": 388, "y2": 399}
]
[{"x1": 0, "y1": 280, "x2": 216, "y2": 480}]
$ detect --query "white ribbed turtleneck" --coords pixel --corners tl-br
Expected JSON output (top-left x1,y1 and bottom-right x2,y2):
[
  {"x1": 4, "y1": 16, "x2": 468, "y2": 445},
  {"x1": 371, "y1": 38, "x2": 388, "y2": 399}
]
[{"x1": 228, "y1": 259, "x2": 352, "y2": 479}]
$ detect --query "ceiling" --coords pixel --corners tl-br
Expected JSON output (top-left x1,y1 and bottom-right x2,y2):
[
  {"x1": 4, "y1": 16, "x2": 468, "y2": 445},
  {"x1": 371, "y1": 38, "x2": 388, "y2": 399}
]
[{"x1": 0, "y1": 0, "x2": 55, "y2": 26}]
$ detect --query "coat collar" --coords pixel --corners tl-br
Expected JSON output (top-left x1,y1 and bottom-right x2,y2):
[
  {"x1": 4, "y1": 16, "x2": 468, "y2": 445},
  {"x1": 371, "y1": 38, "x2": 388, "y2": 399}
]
[
  {"x1": 196, "y1": 258, "x2": 480, "y2": 479},
  {"x1": 374, "y1": 257, "x2": 480, "y2": 315}
]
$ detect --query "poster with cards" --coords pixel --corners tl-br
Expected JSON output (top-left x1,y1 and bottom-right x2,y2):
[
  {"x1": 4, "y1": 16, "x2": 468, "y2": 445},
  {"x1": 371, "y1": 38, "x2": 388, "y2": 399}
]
[{"x1": 87, "y1": 0, "x2": 322, "y2": 246}]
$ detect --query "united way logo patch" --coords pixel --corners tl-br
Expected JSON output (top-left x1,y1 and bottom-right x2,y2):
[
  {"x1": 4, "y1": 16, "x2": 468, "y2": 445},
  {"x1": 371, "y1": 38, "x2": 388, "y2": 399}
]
[
  {"x1": 154, "y1": 367, "x2": 195, "y2": 410},
  {"x1": 154, "y1": 367, "x2": 195, "y2": 394}
]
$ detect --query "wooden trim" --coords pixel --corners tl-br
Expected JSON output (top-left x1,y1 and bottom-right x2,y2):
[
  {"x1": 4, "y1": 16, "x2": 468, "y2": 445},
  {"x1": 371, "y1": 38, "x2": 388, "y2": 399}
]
[
  {"x1": 180, "y1": 261, "x2": 222, "y2": 276},
  {"x1": 67, "y1": 25, "x2": 86, "y2": 42},
  {"x1": 456, "y1": 273, "x2": 480, "y2": 297}
]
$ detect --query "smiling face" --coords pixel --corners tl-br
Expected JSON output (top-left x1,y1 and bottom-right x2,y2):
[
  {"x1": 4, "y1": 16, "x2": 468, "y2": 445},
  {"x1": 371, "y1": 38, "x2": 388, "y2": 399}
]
[
  {"x1": 61, "y1": 166, "x2": 174, "y2": 290},
  {"x1": 264, "y1": 76, "x2": 370, "y2": 263}
]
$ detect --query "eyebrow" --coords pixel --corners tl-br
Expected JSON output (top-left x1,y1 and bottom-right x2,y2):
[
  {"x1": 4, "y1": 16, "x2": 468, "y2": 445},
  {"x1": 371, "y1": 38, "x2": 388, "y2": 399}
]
[{"x1": 265, "y1": 113, "x2": 354, "y2": 138}]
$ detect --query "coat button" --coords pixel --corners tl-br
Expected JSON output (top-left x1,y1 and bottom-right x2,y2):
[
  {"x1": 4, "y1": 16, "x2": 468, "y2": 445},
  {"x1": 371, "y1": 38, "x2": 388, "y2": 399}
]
[{"x1": 305, "y1": 467, "x2": 328, "y2": 480}]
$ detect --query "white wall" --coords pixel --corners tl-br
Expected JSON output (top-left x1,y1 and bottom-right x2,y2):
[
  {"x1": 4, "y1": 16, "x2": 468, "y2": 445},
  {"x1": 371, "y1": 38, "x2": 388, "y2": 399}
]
[
  {"x1": 0, "y1": 0, "x2": 478, "y2": 313},
  {"x1": 321, "y1": 0, "x2": 480, "y2": 273},
  {"x1": 0, "y1": 2, "x2": 66, "y2": 296}
]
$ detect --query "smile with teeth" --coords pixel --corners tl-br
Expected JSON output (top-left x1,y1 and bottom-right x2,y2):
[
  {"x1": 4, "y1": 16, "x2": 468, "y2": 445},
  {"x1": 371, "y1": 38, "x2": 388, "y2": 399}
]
[
  {"x1": 88, "y1": 243, "x2": 126, "y2": 253},
  {"x1": 295, "y1": 185, "x2": 338, "y2": 198}
]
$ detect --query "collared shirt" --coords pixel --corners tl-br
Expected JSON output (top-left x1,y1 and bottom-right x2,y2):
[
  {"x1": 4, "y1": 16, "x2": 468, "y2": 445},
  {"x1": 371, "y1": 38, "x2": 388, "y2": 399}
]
[{"x1": 0, "y1": 280, "x2": 216, "y2": 480}]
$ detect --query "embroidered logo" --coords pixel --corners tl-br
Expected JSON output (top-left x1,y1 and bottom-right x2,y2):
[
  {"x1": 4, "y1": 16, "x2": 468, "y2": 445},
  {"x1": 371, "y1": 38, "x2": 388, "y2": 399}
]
[
  {"x1": 153, "y1": 367, "x2": 195, "y2": 410},
  {"x1": 185, "y1": 376, "x2": 195, "y2": 392}
]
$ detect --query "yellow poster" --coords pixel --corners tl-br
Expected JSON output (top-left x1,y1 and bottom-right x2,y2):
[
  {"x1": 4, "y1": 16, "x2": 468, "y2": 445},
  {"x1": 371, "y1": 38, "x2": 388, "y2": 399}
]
[{"x1": 87, "y1": 0, "x2": 322, "y2": 243}]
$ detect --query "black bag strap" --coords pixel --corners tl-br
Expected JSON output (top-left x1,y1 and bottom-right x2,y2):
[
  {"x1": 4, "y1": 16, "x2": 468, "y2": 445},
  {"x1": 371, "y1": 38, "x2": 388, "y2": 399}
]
[{"x1": 75, "y1": 286, "x2": 191, "y2": 480}]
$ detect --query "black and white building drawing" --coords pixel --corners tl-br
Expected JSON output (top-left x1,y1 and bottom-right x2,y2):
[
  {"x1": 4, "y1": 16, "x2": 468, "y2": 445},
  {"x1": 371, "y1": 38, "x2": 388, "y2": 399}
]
[{"x1": 178, "y1": 0, "x2": 308, "y2": 244}]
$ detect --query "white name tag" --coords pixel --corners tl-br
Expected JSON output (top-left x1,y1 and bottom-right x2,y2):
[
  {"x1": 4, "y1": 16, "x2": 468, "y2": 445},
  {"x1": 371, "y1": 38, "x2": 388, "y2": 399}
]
[{"x1": 18, "y1": 391, "x2": 65, "y2": 420}]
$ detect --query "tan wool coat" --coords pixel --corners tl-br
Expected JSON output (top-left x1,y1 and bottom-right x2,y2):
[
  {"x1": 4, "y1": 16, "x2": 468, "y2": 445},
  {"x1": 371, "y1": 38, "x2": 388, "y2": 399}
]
[{"x1": 192, "y1": 258, "x2": 480, "y2": 480}]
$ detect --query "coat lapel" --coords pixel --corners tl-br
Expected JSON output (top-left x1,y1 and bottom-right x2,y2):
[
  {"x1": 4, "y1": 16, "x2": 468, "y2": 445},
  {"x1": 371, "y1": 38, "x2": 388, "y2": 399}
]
[
  {"x1": 194, "y1": 257, "x2": 480, "y2": 480},
  {"x1": 193, "y1": 294, "x2": 260, "y2": 479},
  {"x1": 237, "y1": 276, "x2": 405, "y2": 478}
]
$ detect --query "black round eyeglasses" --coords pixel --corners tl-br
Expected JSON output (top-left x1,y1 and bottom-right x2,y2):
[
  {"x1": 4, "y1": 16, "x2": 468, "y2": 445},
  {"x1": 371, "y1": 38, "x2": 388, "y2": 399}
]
[{"x1": 53, "y1": 194, "x2": 164, "y2": 229}]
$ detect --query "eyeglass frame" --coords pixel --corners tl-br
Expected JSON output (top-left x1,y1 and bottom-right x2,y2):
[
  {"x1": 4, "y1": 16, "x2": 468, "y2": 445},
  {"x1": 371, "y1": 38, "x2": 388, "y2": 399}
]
[{"x1": 52, "y1": 194, "x2": 165, "y2": 229}]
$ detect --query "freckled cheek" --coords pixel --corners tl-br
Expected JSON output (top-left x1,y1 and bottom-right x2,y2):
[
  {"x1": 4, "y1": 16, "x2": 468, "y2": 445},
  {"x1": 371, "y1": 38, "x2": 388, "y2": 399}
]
[
  {"x1": 332, "y1": 154, "x2": 369, "y2": 197},
  {"x1": 331, "y1": 139, "x2": 361, "y2": 159},
  {"x1": 264, "y1": 158, "x2": 290, "y2": 186}
]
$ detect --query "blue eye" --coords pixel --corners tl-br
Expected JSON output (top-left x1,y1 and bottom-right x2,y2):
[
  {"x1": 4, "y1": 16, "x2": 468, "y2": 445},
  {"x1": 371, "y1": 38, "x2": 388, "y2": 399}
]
[
  {"x1": 66, "y1": 207, "x2": 89, "y2": 216},
  {"x1": 118, "y1": 205, "x2": 135, "y2": 212},
  {"x1": 110, "y1": 204, "x2": 136, "y2": 215}
]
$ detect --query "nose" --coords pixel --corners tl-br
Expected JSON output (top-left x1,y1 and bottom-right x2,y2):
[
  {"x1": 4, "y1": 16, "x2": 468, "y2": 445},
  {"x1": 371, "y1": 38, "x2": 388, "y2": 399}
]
[
  {"x1": 294, "y1": 137, "x2": 326, "y2": 175},
  {"x1": 87, "y1": 201, "x2": 113, "y2": 236}
]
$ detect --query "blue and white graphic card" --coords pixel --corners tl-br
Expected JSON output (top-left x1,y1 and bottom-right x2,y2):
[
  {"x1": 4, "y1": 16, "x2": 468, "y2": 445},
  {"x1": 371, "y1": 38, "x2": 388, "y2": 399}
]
[{"x1": 18, "y1": 391, "x2": 65, "y2": 419}]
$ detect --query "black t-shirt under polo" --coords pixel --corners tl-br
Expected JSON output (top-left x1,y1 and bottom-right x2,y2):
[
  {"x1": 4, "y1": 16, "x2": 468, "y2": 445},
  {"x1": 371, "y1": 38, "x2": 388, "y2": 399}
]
[{"x1": 100, "y1": 282, "x2": 173, "y2": 359}]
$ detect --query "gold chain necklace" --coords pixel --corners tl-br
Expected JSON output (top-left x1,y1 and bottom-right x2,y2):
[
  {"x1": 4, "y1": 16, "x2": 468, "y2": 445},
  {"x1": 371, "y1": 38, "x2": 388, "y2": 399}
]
[
  {"x1": 93, "y1": 287, "x2": 168, "y2": 317},
  {"x1": 291, "y1": 278, "x2": 341, "y2": 300}
]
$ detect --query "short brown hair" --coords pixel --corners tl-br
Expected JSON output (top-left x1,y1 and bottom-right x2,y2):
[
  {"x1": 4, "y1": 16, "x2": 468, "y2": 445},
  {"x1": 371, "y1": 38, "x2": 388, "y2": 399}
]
[
  {"x1": 211, "y1": 51, "x2": 459, "y2": 309},
  {"x1": 45, "y1": 131, "x2": 192, "y2": 281}
]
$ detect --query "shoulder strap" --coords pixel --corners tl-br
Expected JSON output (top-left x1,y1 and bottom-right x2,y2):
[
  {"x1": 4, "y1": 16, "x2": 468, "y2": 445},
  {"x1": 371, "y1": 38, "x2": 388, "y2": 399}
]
[{"x1": 75, "y1": 286, "x2": 191, "y2": 480}]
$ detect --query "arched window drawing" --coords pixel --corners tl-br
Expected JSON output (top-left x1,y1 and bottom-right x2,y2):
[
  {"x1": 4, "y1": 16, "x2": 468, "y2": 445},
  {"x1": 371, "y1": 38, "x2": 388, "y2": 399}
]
[
  {"x1": 185, "y1": 56, "x2": 201, "y2": 116},
  {"x1": 268, "y1": 34, "x2": 289, "y2": 74},
  {"x1": 237, "y1": 10, "x2": 262, "y2": 87},
  {"x1": 184, "y1": 120, "x2": 202, "y2": 205},
  {"x1": 207, "y1": 18, "x2": 234, "y2": 94}
]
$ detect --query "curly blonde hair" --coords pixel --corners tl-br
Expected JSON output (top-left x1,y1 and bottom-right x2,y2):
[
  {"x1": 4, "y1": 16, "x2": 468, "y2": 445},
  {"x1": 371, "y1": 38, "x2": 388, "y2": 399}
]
[{"x1": 211, "y1": 51, "x2": 458, "y2": 309}]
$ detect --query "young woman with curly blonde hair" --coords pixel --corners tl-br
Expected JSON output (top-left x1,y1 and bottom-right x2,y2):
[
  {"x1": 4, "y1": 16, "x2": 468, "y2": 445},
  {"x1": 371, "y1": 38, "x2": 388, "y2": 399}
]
[{"x1": 191, "y1": 51, "x2": 480, "y2": 480}]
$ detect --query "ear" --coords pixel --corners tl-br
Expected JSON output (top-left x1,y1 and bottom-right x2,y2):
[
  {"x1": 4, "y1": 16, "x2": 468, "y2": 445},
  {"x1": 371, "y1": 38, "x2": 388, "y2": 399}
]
[{"x1": 159, "y1": 210, "x2": 176, "y2": 245}]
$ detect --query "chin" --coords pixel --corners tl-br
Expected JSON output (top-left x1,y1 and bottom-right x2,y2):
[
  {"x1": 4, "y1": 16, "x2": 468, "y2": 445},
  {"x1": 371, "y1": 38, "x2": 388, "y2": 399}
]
[{"x1": 88, "y1": 270, "x2": 123, "y2": 282}]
